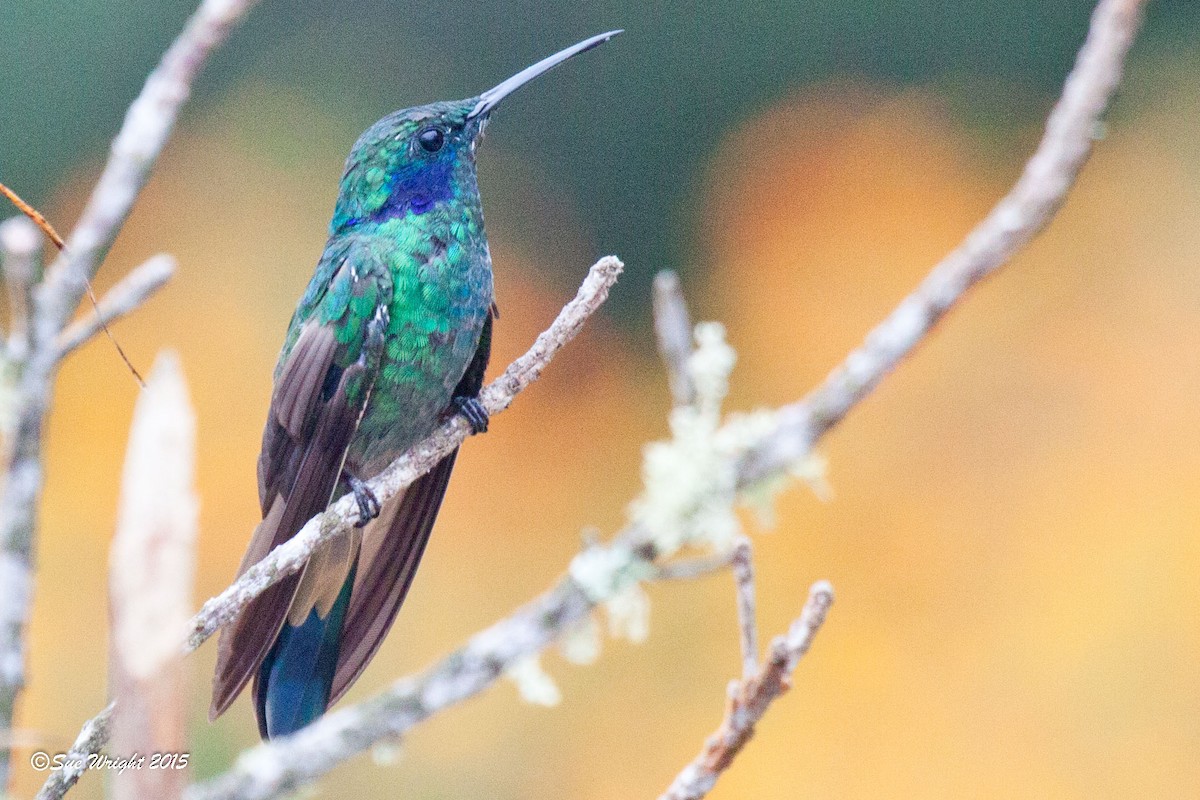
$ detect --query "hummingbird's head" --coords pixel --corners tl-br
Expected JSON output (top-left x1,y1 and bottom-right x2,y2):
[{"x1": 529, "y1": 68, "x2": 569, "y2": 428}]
[{"x1": 331, "y1": 30, "x2": 620, "y2": 235}]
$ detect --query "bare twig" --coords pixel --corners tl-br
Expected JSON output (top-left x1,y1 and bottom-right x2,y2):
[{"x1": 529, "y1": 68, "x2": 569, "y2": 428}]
[
  {"x1": 55, "y1": 255, "x2": 176, "y2": 359},
  {"x1": 0, "y1": 0, "x2": 258, "y2": 787},
  {"x1": 738, "y1": 0, "x2": 1149, "y2": 486},
  {"x1": 32, "y1": 703, "x2": 114, "y2": 800},
  {"x1": 109, "y1": 353, "x2": 197, "y2": 800},
  {"x1": 654, "y1": 552, "x2": 735, "y2": 581},
  {"x1": 37, "y1": 0, "x2": 262, "y2": 337},
  {"x1": 652, "y1": 270, "x2": 696, "y2": 407},
  {"x1": 730, "y1": 538, "x2": 758, "y2": 680},
  {"x1": 659, "y1": 582, "x2": 834, "y2": 800}
]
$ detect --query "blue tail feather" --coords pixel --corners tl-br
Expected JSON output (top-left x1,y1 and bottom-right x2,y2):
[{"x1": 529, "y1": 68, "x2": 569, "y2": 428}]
[{"x1": 257, "y1": 566, "x2": 355, "y2": 738}]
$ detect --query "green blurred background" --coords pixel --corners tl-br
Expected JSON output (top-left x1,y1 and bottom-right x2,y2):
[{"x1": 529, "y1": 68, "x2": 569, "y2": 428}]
[{"x1": 4, "y1": 1, "x2": 1200, "y2": 797}]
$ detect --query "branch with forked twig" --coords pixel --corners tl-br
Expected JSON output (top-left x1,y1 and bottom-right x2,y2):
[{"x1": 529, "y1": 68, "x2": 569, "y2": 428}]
[{"x1": 17, "y1": 0, "x2": 1150, "y2": 797}]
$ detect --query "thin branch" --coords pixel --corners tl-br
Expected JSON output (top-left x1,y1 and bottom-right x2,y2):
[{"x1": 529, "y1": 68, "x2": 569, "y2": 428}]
[
  {"x1": 36, "y1": 0, "x2": 262, "y2": 338},
  {"x1": 55, "y1": 255, "x2": 176, "y2": 359},
  {"x1": 659, "y1": 581, "x2": 834, "y2": 800},
  {"x1": 32, "y1": 703, "x2": 114, "y2": 800},
  {"x1": 652, "y1": 270, "x2": 695, "y2": 407},
  {"x1": 730, "y1": 538, "x2": 758, "y2": 680},
  {"x1": 0, "y1": 183, "x2": 65, "y2": 251},
  {"x1": 738, "y1": 0, "x2": 1149, "y2": 486},
  {"x1": 0, "y1": 0, "x2": 259, "y2": 788},
  {"x1": 654, "y1": 552, "x2": 735, "y2": 582}
]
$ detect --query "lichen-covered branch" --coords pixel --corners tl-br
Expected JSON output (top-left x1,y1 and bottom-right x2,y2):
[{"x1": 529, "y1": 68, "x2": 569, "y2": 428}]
[
  {"x1": 739, "y1": 0, "x2": 1149, "y2": 485},
  {"x1": 179, "y1": 1, "x2": 1147, "y2": 795},
  {"x1": 56, "y1": 255, "x2": 176, "y2": 360},
  {"x1": 0, "y1": 0, "x2": 258, "y2": 789},
  {"x1": 658, "y1": 582, "x2": 834, "y2": 800},
  {"x1": 32, "y1": 703, "x2": 114, "y2": 800}
]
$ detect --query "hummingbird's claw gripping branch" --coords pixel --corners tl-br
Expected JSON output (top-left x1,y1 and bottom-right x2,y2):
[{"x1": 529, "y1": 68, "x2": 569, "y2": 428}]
[
  {"x1": 452, "y1": 396, "x2": 490, "y2": 435},
  {"x1": 346, "y1": 475, "x2": 381, "y2": 527}
]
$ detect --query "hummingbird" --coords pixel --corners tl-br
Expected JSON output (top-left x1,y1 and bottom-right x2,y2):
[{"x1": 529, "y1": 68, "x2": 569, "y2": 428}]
[{"x1": 210, "y1": 31, "x2": 621, "y2": 739}]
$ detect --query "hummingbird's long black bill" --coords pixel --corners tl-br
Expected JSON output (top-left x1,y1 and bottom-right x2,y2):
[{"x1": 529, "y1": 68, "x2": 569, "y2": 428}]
[{"x1": 467, "y1": 30, "x2": 622, "y2": 119}]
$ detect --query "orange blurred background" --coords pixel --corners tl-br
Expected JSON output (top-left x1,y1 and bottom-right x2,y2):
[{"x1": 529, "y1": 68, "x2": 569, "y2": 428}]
[{"x1": 8, "y1": 46, "x2": 1200, "y2": 800}]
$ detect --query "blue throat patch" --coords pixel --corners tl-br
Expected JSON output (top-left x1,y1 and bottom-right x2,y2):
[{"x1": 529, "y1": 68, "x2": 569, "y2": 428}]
[{"x1": 369, "y1": 158, "x2": 454, "y2": 223}]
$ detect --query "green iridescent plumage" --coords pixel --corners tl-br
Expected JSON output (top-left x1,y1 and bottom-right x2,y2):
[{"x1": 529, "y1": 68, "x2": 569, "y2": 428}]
[
  {"x1": 210, "y1": 31, "x2": 621, "y2": 740},
  {"x1": 285, "y1": 101, "x2": 494, "y2": 473}
]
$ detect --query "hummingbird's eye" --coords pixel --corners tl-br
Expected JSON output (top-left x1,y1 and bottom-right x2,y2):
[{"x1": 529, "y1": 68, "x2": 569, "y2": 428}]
[{"x1": 417, "y1": 127, "x2": 445, "y2": 153}]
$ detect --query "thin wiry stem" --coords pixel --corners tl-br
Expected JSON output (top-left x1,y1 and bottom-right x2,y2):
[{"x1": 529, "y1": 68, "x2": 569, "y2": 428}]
[{"x1": 55, "y1": 255, "x2": 176, "y2": 360}]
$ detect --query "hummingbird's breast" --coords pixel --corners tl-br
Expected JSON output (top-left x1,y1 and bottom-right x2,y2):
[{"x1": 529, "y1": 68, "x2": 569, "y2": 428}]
[{"x1": 347, "y1": 203, "x2": 493, "y2": 475}]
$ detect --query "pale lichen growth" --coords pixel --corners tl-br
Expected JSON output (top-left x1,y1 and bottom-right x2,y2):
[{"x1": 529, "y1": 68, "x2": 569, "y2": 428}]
[
  {"x1": 504, "y1": 654, "x2": 561, "y2": 707},
  {"x1": 604, "y1": 583, "x2": 650, "y2": 644},
  {"x1": 369, "y1": 740, "x2": 404, "y2": 767},
  {"x1": 568, "y1": 540, "x2": 652, "y2": 602},
  {"x1": 559, "y1": 615, "x2": 602, "y2": 665},
  {"x1": 567, "y1": 322, "x2": 828, "y2": 656},
  {"x1": 630, "y1": 323, "x2": 741, "y2": 556},
  {"x1": 742, "y1": 449, "x2": 832, "y2": 527}
]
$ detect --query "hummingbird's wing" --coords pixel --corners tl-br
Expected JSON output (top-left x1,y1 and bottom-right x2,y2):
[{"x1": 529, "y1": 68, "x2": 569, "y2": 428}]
[
  {"x1": 327, "y1": 310, "x2": 493, "y2": 705},
  {"x1": 210, "y1": 249, "x2": 391, "y2": 723}
]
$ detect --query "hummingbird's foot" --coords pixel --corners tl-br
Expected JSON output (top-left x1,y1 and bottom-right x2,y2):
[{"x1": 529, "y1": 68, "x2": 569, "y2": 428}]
[
  {"x1": 346, "y1": 474, "x2": 381, "y2": 527},
  {"x1": 452, "y1": 395, "x2": 489, "y2": 435}
]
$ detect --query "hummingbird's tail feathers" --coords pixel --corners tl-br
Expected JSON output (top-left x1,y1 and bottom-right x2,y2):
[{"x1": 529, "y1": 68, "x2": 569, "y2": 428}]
[
  {"x1": 329, "y1": 451, "x2": 458, "y2": 705},
  {"x1": 255, "y1": 562, "x2": 357, "y2": 739},
  {"x1": 210, "y1": 314, "x2": 382, "y2": 725},
  {"x1": 208, "y1": 500, "x2": 304, "y2": 722}
]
